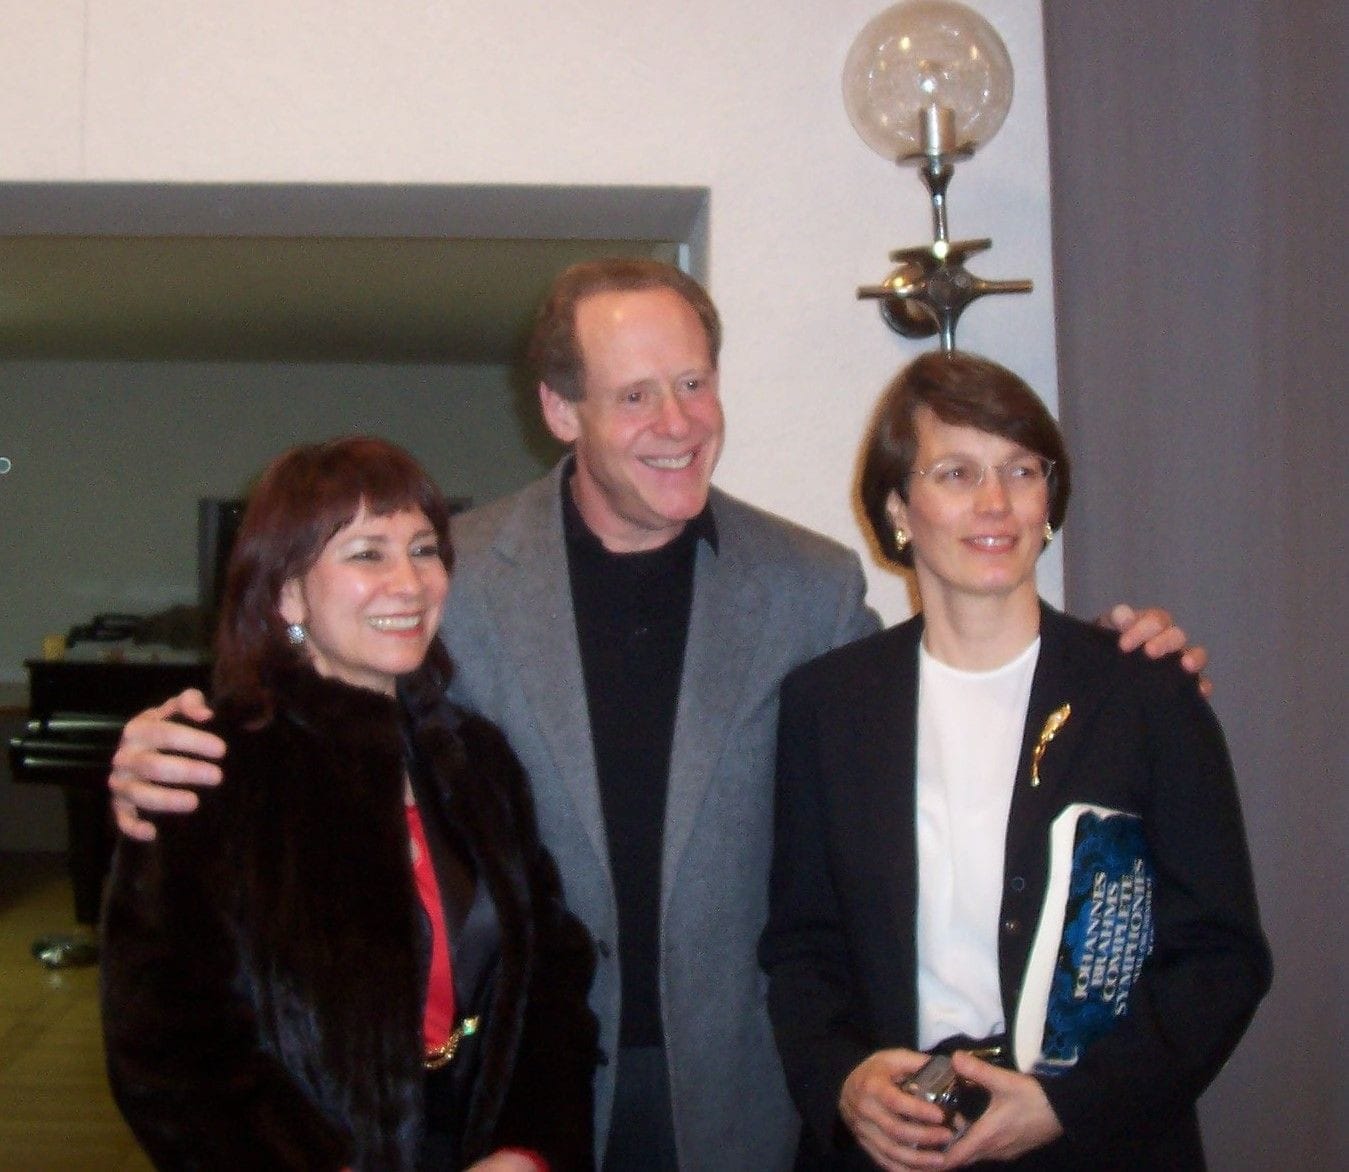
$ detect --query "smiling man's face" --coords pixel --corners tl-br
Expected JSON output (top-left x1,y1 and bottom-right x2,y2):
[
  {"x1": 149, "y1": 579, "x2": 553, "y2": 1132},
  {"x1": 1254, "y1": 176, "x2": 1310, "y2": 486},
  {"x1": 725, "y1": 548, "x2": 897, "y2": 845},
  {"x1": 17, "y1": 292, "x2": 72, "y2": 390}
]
[{"x1": 540, "y1": 286, "x2": 725, "y2": 553}]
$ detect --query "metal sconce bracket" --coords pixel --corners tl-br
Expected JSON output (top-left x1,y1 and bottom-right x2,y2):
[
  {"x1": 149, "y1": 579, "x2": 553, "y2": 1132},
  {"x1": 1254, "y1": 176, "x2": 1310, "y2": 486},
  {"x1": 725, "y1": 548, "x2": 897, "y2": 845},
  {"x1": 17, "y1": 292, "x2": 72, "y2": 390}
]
[
  {"x1": 858, "y1": 239, "x2": 1033, "y2": 352},
  {"x1": 858, "y1": 151, "x2": 1032, "y2": 352}
]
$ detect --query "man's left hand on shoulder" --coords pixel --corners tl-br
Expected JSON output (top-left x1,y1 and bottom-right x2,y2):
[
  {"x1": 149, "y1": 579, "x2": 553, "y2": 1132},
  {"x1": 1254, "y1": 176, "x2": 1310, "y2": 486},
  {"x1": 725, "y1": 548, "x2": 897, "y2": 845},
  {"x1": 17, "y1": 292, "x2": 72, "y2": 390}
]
[{"x1": 1100, "y1": 603, "x2": 1211, "y2": 698}]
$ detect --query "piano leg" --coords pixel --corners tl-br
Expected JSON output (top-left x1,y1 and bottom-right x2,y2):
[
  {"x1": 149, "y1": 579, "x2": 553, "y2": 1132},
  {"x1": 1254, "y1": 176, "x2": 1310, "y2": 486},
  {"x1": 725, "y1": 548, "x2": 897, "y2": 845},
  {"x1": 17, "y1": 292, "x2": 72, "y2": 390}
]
[
  {"x1": 29, "y1": 781, "x2": 107, "y2": 968},
  {"x1": 63, "y1": 785, "x2": 112, "y2": 926}
]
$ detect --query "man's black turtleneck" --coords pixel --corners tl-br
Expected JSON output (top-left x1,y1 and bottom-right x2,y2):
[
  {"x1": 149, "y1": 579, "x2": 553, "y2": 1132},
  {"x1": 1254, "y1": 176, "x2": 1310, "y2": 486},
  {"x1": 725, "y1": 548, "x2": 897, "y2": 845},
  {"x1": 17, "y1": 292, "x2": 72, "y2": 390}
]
[{"x1": 562, "y1": 475, "x2": 717, "y2": 1047}]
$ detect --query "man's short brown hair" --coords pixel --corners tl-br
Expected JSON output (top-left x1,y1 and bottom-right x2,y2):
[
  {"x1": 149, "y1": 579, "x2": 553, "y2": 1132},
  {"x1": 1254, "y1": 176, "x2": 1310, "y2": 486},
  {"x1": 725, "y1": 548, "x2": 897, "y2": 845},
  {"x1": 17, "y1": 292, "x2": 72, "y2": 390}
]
[{"x1": 526, "y1": 258, "x2": 722, "y2": 402}]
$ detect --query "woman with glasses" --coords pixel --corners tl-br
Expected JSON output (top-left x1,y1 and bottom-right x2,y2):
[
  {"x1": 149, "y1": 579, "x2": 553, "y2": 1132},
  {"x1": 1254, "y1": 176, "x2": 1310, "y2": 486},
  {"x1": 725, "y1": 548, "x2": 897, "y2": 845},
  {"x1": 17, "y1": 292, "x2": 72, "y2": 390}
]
[
  {"x1": 101, "y1": 437, "x2": 596, "y2": 1171},
  {"x1": 759, "y1": 352, "x2": 1269, "y2": 1170}
]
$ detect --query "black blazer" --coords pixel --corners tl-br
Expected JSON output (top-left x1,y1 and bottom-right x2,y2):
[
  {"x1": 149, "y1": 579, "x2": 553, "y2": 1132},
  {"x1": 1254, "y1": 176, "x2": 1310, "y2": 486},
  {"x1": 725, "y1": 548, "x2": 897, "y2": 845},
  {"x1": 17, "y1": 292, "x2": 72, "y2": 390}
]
[
  {"x1": 760, "y1": 605, "x2": 1270, "y2": 1170},
  {"x1": 101, "y1": 661, "x2": 597, "y2": 1170}
]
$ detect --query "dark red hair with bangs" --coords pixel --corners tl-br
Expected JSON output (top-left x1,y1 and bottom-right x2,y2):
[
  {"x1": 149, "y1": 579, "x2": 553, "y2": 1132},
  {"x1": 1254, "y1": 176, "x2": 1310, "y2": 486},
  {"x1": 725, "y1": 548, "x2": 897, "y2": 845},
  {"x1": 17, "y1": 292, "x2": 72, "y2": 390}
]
[{"x1": 213, "y1": 436, "x2": 453, "y2": 721}]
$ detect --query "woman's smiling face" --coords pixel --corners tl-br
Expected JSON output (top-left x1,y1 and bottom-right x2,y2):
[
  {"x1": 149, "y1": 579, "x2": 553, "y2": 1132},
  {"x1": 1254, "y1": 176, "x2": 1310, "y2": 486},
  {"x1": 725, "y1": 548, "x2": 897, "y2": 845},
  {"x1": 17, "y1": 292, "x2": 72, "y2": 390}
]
[
  {"x1": 280, "y1": 505, "x2": 448, "y2": 696},
  {"x1": 887, "y1": 406, "x2": 1051, "y2": 608}
]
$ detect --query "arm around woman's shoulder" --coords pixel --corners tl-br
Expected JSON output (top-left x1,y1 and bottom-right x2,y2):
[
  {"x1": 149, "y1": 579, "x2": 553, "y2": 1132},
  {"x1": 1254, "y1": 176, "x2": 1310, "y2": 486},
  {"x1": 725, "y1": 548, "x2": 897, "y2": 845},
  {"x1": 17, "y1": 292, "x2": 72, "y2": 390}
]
[{"x1": 100, "y1": 729, "x2": 352, "y2": 1170}]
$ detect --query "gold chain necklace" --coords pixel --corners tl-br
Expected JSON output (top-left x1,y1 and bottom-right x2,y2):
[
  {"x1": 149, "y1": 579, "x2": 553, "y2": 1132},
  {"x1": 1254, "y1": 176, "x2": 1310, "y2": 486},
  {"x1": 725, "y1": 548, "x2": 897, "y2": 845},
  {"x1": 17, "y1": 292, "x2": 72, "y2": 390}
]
[{"x1": 424, "y1": 1016, "x2": 480, "y2": 1071}]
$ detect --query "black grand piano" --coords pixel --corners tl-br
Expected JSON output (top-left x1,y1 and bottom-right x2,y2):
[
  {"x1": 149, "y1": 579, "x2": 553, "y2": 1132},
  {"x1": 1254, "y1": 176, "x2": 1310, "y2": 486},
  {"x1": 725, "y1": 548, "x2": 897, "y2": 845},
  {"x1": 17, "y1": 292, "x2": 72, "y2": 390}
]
[
  {"x1": 9, "y1": 654, "x2": 210, "y2": 926},
  {"x1": 9, "y1": 501, "x2": 240, "y2": 941}
]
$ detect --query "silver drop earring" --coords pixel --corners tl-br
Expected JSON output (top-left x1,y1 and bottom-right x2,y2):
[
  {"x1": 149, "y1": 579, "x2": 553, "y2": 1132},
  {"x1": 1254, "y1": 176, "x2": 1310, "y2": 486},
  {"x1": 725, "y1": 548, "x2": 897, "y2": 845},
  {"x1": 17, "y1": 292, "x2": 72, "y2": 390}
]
[{"x1": 286, "y1": 623, "x2": 307, "y2": 646}]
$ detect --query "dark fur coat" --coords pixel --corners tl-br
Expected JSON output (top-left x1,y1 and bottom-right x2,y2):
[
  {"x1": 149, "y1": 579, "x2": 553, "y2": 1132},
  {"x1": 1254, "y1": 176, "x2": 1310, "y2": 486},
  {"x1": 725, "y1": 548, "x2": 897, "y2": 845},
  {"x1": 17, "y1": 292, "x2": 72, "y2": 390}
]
[{"x1": 101, "y1": 662, "x2": 597, "y2": 1170}]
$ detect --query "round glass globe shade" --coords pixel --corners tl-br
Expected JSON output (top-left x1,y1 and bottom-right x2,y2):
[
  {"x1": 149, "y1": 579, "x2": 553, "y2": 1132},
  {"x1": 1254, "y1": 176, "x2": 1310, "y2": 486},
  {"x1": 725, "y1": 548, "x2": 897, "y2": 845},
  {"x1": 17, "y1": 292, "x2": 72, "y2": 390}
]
[{"x1": 842, "y1": 0, "x2": 1014, "y2": 160}]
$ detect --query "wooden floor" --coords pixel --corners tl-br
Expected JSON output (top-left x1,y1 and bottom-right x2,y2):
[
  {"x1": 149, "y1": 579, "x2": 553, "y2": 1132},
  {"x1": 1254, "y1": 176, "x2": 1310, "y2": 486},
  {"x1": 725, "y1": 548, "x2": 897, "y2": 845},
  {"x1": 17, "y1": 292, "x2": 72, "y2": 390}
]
[{"x1": 0, "y1": 853, "x2": 152, "y2": 1172}]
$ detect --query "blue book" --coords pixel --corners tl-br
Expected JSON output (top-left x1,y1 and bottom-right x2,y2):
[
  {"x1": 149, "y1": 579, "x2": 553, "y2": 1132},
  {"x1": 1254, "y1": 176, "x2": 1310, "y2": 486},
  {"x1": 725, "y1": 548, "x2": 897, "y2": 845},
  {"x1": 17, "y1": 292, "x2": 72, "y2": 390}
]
[{"x1": 1013, "y1": 803, "x2": 1155, "y2": 1074}]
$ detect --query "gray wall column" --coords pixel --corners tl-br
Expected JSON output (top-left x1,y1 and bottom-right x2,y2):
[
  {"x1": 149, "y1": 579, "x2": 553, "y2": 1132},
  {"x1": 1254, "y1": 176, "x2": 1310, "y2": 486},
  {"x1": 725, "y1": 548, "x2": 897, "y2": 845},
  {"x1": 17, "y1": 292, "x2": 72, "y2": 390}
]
[{"x1": 1044, "y1": 2, "x2": 1347, "y2": 1166}]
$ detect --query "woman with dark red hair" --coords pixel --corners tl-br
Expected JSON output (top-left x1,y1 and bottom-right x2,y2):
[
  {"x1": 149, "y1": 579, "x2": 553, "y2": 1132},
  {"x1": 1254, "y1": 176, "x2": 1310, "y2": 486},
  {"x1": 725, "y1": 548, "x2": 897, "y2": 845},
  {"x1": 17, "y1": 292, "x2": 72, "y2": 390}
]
[{"x1": 101, "y1": 436, "x2": 596, "y2": 1171}]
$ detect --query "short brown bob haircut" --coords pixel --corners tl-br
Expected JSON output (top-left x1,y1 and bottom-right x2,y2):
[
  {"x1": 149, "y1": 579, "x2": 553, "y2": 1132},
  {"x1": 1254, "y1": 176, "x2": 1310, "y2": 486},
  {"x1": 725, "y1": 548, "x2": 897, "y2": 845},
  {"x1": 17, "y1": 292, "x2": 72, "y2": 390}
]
[
  {"x1": 213, "y1": 436, "x2": 453, "y2": 721},
  {"x1": 859, "y1": 350, "x2": 1071, "y2": 567},
  {"x1": 526, "y1": 257, "x2": 722, "y2": 403}
]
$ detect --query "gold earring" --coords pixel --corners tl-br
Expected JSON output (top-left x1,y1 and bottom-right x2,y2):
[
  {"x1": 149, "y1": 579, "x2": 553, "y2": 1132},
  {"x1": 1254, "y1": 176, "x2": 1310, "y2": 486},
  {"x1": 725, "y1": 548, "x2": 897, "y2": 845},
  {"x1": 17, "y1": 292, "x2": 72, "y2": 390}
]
[
  {"x1": 894, "y1": 525, "x2": 910, "y2": 552},
  {"x1": 1043, "y1": 522, "x2": 1055, "y2": 546}
]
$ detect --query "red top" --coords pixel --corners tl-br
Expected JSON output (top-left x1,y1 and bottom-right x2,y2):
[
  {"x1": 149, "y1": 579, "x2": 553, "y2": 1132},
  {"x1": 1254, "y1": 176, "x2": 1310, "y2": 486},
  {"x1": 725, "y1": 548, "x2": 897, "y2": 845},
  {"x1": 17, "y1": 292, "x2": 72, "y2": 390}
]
[
  {"x1": 405, "y1": 805, "x2": 549, "y2": 1171},
  {"x1": 406, "y1": 803, "x2": 456, "y2": 1051}
]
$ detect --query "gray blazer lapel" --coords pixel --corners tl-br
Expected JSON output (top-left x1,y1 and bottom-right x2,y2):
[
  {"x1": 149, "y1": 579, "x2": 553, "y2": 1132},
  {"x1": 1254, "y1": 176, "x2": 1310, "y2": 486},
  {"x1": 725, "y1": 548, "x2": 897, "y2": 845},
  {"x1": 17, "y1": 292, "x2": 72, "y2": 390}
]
[
  {"x1": 482, "y1": 468, "x2": 609, "y2": 871},
  {"x1": 661, "y1": 530, "x2": 770, "y2": 905}
]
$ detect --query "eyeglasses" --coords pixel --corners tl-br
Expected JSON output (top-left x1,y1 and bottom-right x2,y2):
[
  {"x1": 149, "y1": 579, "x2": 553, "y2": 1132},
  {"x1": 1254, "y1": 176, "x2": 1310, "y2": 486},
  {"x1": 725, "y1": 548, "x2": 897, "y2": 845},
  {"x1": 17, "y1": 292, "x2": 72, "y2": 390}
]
[{"x1": 909, "y1": 455, "x2": 1055, "y2": 494}]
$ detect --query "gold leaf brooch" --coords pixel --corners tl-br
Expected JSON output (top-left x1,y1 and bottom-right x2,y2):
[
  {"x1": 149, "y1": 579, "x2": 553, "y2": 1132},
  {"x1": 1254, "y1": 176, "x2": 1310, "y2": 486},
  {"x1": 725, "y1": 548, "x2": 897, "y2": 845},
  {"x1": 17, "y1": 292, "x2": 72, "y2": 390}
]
[{"x1": 1030, "y1": 703, "x2": 1071, "y2": 787}]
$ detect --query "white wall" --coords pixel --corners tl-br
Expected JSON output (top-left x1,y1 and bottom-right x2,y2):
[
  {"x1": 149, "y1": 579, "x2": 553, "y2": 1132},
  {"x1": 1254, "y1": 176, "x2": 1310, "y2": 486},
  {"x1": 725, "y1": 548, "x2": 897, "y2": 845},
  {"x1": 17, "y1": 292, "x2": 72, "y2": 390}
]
[{"x1": 0, "y1": 0, "x2": 1061, "y2": 626}]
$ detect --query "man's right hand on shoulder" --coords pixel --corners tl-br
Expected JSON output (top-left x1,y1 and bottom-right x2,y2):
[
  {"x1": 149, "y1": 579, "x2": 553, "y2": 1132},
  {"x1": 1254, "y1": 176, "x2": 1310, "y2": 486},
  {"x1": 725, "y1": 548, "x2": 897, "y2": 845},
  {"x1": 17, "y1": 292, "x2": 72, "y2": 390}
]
[{"x1": 108, "y1": 689, "x2": 226, "y2": 842}]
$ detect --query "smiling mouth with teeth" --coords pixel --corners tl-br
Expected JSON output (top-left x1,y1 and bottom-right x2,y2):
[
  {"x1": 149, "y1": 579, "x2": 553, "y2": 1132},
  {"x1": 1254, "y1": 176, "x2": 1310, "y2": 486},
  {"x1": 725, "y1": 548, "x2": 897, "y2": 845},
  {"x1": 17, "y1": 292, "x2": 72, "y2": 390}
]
[
  {"x1": 368, "y1": 615, "x2": 423, "y2": 631},
  {"x1": 642, "y1": 452, "x2": 695, "y2": 470}
]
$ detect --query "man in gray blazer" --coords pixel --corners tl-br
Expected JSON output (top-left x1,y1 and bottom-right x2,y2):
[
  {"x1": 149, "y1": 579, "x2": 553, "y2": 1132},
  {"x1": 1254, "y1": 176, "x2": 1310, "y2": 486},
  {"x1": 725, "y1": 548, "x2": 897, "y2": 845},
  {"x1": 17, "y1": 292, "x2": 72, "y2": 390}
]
[
  {"x1": 447, "y1": 470, "x2": 876, "y2": 1172},
  {"x1": 110, "y1": 259, "x2": 1203, "y2": 1170},
  {"x1": 440, "y1": 260, "x2": 878, "y2": 1169}
]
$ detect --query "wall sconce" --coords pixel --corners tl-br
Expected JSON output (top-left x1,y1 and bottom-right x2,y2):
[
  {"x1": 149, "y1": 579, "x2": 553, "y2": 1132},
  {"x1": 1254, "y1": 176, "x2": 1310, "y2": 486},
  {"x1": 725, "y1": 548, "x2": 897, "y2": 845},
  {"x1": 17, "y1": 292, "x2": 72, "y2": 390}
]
[{"x1": 844, "y1": 0, "x2": 1031, "y2": 350}]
